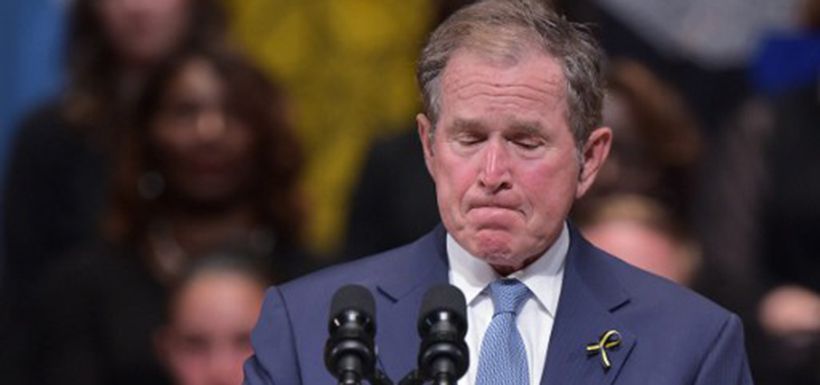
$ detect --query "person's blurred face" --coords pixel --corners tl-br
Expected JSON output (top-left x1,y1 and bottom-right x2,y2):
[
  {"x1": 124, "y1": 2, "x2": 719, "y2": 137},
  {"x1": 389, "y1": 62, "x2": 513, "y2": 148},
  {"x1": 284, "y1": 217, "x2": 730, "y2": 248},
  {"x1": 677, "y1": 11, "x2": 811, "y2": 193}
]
[
  {"x1": 158, "y1": 272, "x2": 265, "y2": 385},
  {"x1": 95, "y1": 0, "x2": 191, "y2": 65},
  {"x1": 582, "y1": 219, "x2": 693, "y2": 285},
  {"x1": 418, "y1": 50, "x2": 611, "y2": 274},
  {"x1": 150, "y1": 58, "x2": 256, "y2": 206}
]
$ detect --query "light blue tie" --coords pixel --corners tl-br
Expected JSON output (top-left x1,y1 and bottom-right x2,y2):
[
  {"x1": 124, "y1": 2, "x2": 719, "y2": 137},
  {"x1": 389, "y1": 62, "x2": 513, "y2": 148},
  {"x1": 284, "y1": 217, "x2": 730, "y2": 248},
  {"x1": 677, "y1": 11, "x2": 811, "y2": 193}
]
[{"x1": 476, "y1": 279, "x2": 531, "y2": 385}]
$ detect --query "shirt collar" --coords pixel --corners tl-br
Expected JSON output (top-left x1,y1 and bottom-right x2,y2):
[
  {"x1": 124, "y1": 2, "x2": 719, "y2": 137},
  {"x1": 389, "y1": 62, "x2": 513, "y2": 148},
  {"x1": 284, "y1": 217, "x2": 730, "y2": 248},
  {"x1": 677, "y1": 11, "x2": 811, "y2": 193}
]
[{"x1": 447, "y1": 222, "x2": 569, "y2": 317}]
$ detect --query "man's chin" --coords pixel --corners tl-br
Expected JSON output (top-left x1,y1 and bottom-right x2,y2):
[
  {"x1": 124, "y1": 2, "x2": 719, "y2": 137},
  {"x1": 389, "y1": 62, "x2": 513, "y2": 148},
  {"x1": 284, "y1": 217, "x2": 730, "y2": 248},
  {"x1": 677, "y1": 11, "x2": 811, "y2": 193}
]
[
  {"x1": 469, "y1": 237, "x2": 522, "y2": 268},
  {"x1": 468, "y1": 229, "x2": 509, "y2": 250},
  {"x1": 464, "y1": 231, "x2": 545, "y2": 274},
  {"x1": 451, "y1": 227, "x2": 528, "y2": 268}
]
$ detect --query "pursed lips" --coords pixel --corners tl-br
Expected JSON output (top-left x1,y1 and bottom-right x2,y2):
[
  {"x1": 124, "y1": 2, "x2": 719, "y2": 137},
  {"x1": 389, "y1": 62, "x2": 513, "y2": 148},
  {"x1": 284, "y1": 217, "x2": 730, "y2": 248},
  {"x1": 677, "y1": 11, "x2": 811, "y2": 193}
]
[{"x1": 467, "y1": 201, "x2": 525, "y2": 216}]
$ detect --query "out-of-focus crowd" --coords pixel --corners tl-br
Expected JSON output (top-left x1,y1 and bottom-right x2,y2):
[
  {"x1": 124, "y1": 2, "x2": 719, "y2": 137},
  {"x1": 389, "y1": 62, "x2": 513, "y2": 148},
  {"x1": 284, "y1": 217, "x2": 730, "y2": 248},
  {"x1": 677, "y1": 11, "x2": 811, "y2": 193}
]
[{"x1": 0, "y1": 1, "x2": 817, "y2": 385}]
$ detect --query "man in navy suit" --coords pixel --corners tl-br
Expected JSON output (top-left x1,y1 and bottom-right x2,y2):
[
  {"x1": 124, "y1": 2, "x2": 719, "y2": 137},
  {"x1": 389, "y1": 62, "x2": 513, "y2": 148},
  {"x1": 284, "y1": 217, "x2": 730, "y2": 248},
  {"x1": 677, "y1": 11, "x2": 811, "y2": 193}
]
[{"x1": 244, "y1": 1, "x2": 754, "y2": 384}]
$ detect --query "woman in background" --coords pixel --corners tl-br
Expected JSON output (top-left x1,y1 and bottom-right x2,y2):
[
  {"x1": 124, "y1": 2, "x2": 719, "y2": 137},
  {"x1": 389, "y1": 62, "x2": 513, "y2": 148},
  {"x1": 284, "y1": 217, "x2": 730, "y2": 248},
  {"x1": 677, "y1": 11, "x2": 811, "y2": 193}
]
[
  {"x1": 105, "y1": 45, "x2": 308, "y2": 283},
  {"x1": 22, "y1": 46, "x2": 309, "y2": 385}
]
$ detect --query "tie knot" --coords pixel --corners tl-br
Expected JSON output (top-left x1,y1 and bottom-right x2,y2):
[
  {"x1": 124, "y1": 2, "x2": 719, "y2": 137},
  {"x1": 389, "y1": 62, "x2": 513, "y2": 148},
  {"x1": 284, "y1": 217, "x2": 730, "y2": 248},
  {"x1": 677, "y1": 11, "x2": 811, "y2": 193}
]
[{"x1": 488, "y1": 279, "x2": 530, "y2": 316}]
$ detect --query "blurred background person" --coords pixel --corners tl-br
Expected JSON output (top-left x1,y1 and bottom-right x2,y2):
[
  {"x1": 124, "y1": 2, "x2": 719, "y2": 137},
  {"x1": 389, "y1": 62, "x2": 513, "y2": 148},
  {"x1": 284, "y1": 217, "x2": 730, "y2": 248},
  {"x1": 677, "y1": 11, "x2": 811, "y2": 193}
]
[
  {"x1": 576, "y1": 194, "x2": 700, "y2": 286},
  {"x1": 105, "y1": 45, "x2": 309, "y2": 283},
  {"x1": 11, "y1": 45, "x2": 309, "y2": 385},
  {"x1": 155, "y1": 254, "x2": 268, "y2": 385},
  {"x1": 1, "y1": 0, "x2": 228, "y2": 330}
]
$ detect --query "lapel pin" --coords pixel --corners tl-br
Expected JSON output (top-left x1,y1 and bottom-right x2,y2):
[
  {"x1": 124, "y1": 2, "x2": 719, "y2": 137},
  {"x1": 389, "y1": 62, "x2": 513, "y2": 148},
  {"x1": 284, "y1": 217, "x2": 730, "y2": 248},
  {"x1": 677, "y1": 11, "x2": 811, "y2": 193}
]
[{"x1": 586, "y1": 329, "x2": 622, "y2": 370}]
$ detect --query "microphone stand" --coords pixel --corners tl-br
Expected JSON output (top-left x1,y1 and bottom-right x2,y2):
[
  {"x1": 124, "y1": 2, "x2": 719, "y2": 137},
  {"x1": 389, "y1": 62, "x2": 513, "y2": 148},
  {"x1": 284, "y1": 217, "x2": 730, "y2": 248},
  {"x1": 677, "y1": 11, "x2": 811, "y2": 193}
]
[
  {"x1": 398, "y1": 370, "x2": 424, "y2": 385},
  {"x1": 397, "y1": 370, "x2": 456, "y2": 385},
  {"x1": 334, "y1": 369, "x2": 393, "y2": 385},
  {"x1": 431, "y1": 374, "x2": 456, "y2": 385}
]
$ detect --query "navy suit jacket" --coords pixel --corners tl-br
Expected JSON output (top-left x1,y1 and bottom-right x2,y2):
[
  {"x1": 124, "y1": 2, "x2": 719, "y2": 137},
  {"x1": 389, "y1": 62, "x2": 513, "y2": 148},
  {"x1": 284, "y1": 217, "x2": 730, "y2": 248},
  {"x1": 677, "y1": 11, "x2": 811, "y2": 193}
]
[{"x1": 244, "y1": 225, "x2": 753, "y2": 384}]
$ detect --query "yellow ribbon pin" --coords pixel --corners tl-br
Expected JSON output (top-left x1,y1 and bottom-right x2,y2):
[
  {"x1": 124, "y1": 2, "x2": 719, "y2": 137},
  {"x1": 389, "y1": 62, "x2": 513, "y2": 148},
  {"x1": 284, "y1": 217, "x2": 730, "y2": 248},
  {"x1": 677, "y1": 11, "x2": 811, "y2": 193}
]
[{"x1": 586, "y1": 329, "x2": 622, "y2": 370}]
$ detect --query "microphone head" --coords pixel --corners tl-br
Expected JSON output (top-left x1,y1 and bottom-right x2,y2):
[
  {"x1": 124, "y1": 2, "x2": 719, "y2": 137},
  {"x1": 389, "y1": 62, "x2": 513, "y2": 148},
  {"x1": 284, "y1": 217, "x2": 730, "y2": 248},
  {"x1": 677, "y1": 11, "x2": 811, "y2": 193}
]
[
  {"x1": 418, "y1": 284, "x2": 467, "y2": 337},
  {"x1": 325, "y1": 284, "x2": 377, "y2": 382},
  {"x1": 416, "y1": 284, "x2": 469, "y2": 382},
  {"x1": 330, "y1": 284, "x2": 375, "y2": 321}
]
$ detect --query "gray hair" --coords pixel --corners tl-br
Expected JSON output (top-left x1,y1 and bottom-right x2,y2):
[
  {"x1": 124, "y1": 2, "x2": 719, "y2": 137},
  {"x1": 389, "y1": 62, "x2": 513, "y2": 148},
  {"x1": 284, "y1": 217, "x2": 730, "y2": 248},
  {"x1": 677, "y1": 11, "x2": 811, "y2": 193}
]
[{"x1": 416, "y1": 0, "x2": 605, "y2": 146}]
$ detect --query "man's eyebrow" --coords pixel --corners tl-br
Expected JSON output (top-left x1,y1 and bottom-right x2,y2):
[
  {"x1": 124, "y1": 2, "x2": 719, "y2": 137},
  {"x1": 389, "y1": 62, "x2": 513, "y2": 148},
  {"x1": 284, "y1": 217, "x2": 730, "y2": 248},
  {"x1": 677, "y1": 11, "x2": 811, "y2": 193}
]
[
  {"x1": 509, "y1": 121, "x2": 545, "y2": 134},
  {"x1": 448, "y1": 118, "x2": 545, "y2": 134},
  {"x1": 450, "y1": 118, "x2": 485, "y2": 132}
]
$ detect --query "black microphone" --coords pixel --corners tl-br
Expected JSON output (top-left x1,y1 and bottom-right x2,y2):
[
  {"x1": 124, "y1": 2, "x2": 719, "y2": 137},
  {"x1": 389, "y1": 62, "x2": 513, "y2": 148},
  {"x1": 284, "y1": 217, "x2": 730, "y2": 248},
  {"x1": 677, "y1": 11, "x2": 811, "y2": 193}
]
[
  {"x1": 416, "y1": 284, "x2": 469, "y2": 385},
  {"x1": 325, "y1": 285, "x2": 377, "y2": 385}
]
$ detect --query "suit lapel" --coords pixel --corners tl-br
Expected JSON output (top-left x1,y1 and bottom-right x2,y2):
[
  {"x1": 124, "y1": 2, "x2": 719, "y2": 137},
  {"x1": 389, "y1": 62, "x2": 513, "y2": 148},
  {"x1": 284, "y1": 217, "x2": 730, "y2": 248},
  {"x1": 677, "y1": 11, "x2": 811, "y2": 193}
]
[
  {"x1": 374, "y1": 226, "x2": 450, "y2": 381},
  {"x1": 366, "y1": 225, "x2": 638, "y2": 384},
  {"x1": 541, "y1": 227, "x2": 637, "y2": 385}
]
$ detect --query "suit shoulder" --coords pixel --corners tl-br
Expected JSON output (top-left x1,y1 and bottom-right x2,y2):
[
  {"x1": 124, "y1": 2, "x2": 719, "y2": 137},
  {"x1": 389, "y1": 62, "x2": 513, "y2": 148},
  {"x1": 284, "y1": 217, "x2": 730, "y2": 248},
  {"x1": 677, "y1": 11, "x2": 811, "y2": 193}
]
[
  {"x1": 574, "y1": 237, "x2": 734, "y2": 329},
  {"x1": 278, "y1": 231, "x2": 436, "y2": 301},
  {"x1": 607, "y1": 252, "x2": 731, "y2": 318},
  {"x1": 250, "y1": 231, "x2": 443, "y2": 384},
  {"x1": 576, "y1": 243, "x2": 752, "y2": 382},
  {"x1": 604, "y1": 249, "x2": 737, "y2": 335}
]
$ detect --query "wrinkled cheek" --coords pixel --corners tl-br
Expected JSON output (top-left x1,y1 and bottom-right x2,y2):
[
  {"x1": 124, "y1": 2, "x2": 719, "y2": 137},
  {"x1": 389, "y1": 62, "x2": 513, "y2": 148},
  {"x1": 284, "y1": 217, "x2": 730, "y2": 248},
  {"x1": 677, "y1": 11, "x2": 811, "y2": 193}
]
[
  {"x1": 434, "y1": 184, "x2": 464, "y2": 229},
  {"x1": 439, "y1": 203, "x2": 465, "y2": 234}
]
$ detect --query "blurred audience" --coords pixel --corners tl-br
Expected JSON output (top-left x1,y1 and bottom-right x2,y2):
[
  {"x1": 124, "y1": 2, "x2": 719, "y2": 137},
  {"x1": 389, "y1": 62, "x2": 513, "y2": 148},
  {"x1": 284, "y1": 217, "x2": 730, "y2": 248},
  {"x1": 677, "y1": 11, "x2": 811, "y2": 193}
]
[
  {"x1": 1, "y1": 1, "x2": 229, "y2": 382},
  {"x1": 698, "y1": 83, "x2": 820, "y2": 385},
  {"x1": 1, "y1": 0, "x2": 228, "y2": 319},
  {"x1": 696, "y1": 0, "x2": 820, "y2": 382},
  {"x1": 8, "y1": 45, "x2": 310, "y2": 385},
  {"x1": 155, "y1": 254, "x2": 268, "y2": 385}
]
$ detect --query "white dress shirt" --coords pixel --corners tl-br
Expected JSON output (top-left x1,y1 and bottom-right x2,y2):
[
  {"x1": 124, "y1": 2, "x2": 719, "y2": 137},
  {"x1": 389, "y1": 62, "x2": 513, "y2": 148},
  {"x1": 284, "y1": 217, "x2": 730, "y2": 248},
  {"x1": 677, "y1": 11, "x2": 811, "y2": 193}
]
[{"x1": 447, "y1": 223, "x2": 569, "y2": 385}]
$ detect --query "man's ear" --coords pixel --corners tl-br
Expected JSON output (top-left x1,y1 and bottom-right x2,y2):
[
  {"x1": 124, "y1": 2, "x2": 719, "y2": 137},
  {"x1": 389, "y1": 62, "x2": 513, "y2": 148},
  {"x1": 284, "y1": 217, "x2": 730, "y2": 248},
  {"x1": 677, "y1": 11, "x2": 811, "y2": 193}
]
[
  {"x1": 417, "y1": 113, "x2": 436, "y2": 179},
  {"x1": 575, "y1": 126, "x2": 612, "y2": 198}
]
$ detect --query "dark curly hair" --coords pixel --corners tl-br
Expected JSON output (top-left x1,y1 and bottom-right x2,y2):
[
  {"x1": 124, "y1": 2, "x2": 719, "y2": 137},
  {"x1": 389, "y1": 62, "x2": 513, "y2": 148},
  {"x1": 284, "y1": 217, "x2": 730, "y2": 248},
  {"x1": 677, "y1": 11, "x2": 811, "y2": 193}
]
[{"x1": 104, "y1": 46, "x2": 305, "y2": 249}]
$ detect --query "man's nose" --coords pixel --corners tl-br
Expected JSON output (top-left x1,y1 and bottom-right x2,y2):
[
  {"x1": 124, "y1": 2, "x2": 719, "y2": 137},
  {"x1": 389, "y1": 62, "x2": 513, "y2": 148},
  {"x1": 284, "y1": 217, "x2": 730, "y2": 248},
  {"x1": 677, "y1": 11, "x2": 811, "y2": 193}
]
[{"x1": 478, "y1": 140, "x2": 512, "y2": 192}]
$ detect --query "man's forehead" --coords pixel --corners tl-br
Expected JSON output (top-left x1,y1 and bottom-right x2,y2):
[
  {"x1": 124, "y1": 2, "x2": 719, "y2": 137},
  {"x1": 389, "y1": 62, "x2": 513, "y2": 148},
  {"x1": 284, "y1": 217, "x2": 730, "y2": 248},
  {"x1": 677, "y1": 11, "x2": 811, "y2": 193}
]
[
  {"x1": 436, "y1": 50, "x2": 568, "y2": 121},
  {"x1": 440, "y1": 49, "x2": 566, "y2": 98}
]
